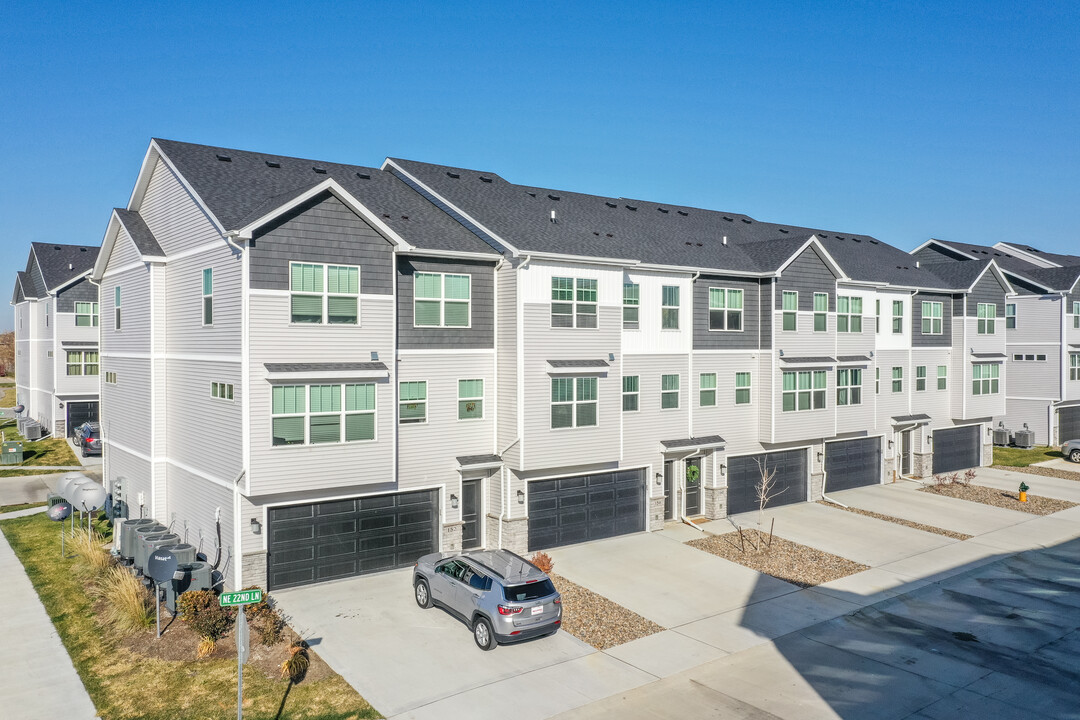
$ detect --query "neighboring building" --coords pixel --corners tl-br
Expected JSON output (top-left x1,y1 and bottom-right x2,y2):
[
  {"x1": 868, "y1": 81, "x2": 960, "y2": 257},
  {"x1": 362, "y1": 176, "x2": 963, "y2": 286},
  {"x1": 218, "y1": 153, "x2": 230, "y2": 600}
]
[
  {"x1": 11, "y1": 243, "x2": 101, "y2": 437},
  {"x1": 912, "y1": 239, "x2": 1080, "y2": 446},
  {"x1": 91, "y1": 139, "x2": 1008, "y2": 592}
]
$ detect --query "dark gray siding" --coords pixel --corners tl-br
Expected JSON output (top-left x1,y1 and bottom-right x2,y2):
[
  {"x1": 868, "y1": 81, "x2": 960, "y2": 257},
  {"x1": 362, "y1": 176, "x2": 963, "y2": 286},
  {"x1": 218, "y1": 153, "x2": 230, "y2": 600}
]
[
  {"x1": 776, "y1": 246, "x2": 838, "y2": 310},
  {"x1": 397, "y1": 256, "x2": 495, "y2": 349},
  {"x1": 55, "y1": 277, "x2": 99, "y2": 312},
  {"x1": 693, "y1": 276, "x2": 765, "y2": 350},
  {"x1": 952, "y1": 293, "x2": 965, "y2": 316},
  {"x1": 912, "y1": 245, "x2": 970, "y2": 264},
  {"x1": 761, "y1": 279, "x2": 772, "y2": 349},
  {"x1": 911, "y1": 292, "x2": 952, "y2": 347},
  {"x1": 967, "y1": 271, "x2": 1008, "y2": 317},
  {"x1": 249, "y1": 192, "x2": 394, "y2": 294}
]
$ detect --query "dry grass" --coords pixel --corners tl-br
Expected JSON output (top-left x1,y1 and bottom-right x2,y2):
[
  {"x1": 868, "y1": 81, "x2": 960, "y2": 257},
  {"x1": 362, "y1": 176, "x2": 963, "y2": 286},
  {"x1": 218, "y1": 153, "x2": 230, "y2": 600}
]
[
  {"x1": 0, "y1": 385, "x2": 15, "y2": 407},
  {"x1": 90, "y1": 566, "x2": 155, "y2": 633},
  {"x1": 920, "y1": 483, "x2": 1076, "y2": 515},
  {"x1": 992, "y1": 464, "x2": 1080, "y2": 482},
  {"x1": 818, "y1": 502, "x2": 972, "y2": 540},
  {"x1": 0, "y1": 418, "x2": 80, "y2": 466},
  {"x1": 548, "y1": 572, "x2": 663, "y2": 650},
  {"x1": 70, "y1": 529, "x2": 114, "y2": 572},
  {"x1": 688, "y1": 531, "x2": 869, "y2": 588}
]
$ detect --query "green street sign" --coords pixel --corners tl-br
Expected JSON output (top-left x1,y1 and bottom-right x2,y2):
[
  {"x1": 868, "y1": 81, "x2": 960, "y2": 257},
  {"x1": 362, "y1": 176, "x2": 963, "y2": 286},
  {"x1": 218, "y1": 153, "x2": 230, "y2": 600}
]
[{"x1": 220, "y1": 589, "x2": 263, "y2": 607}]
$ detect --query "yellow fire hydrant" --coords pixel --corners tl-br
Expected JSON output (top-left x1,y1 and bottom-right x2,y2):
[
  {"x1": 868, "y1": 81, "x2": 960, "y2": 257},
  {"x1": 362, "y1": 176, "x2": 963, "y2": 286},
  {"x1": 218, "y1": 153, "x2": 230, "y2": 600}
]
[{"x1": 1019, "y1": 482, "x2": 1029, "y2": 503}]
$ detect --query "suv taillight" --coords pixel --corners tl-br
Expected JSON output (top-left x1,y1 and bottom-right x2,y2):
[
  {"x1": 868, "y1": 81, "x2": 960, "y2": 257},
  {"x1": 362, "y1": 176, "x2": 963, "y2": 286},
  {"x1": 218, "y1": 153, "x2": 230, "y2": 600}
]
[
  {"x1": 497, "y1": 604, "x2": 523, "y2": 615},
  {"x1": 554, "y1": 598, "x2": 561, "y2": 605}
]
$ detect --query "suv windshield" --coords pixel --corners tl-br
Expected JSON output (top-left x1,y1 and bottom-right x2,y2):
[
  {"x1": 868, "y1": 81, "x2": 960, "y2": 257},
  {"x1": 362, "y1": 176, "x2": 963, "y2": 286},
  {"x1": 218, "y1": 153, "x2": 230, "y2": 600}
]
[{"x1": 503, "y1": 579, "x2": 556, "y2": 602}]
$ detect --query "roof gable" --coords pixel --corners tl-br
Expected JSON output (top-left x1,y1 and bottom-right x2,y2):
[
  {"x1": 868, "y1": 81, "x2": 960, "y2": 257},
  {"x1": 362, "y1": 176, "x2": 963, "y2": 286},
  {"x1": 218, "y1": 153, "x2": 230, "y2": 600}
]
[{"x1": 30, "y1": 242, "x2": 100, "y2": 293}]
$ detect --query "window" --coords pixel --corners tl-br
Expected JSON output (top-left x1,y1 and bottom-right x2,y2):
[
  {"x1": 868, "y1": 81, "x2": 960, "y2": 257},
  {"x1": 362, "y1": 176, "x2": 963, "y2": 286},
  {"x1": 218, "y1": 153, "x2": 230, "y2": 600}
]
[
  {"x1": 622, "y1": 375, "x2": 639, "y2": 412},
  {"x1": 1013, "y1": 354, "x2": 1047, "y2": 362},
  {"x1": 937, "y1": 365, "x2": 948, "y2": 390},
  {"x1": 623, "y1": 283, "x2": 639, "y2": 329},
  {"x1": 551, "y1": 277, "x2": 597, "y2": 328},
  {"x1": 399, "y1": 381, "x2": 427, "y2": 424},
  {"x1": 105, "y1": 371, "x2": 117, "y2": 384},
  {"x1": 708, "y1": 288, "x2": 743, "y2": 330},
  {"x1": 415, "y1": 272, "x2": 471, "y2": 327},
  {"x1": 66, "y1": 351, "x2": 99, "y2": 376},
  {"x1": 1071, "y1": 355, "x2": 1080, "y2": 381},
  {"x1": 114, "y1": 286, "x2": 121, "y2": 330},
  {"x1": 1074, "y1": 302, "x2": 1080, "y2": 329},
  {"x1": 875, "y1": 367, "x2": 880, "y2": 394},
  {"x1": 551, "y1": 377, "x2": 598, "y2": 428},
  {"x1": 45, "y1": 303, "x2": 49, "y2": 327},
  {"x1": 782, "y1": 291, "x2": 798, "y2": 331},
  {"x1": 892, "y1": 366, "x2": 903, "y2": 393},
  {"x1": 813, "y1": 293, "x2": 828, "y2": 332},
  {"x1": 344, "y1": 384, "x2": 376, "y2": 440},
  {"x1": 782, "y1": 370, "x2": 826, "y2": 412},
  {"x1": 921, "y1": 301, "x2": 943, "y2": 334},
  {"x1": 458, "y1": 379, "x2": 484, "y2": 420},
  {"x1": 271, "y1": 386, "x2": 305, "y2": 445},
  {"x1": 735, "y1": 372, "x2": 751, "y2": 405},
  {"x1": 916, "y1": 366, "x2": 926, "y2": 391},
  {"x1": 699, "y1": 373, "x2": 716, "y2": 406},
  {"x1": 47, "y1": 351, "x2": 53, "y2": 358},
  {"x1": 892, "y1": 300, "x2": 903, "y2": 333},
  {"x1": 875, "y1": 299, "x2": 881, "y2": 334},
  {"x1": 661, "y1": 374, "x2": 680, "y2": 409},
  {"x1": 837, "y1": 296, "x2": 862, "y2": 332},
  {"x1": 977, "y1": 303, "x2": 996, "y2": 334},
  {"x1": 270, "y1": 383, "x2": 375, "y2": 445},
  {"x1": 290, "y1": 262, "x2": 359, "y2": 325},
  {"x1": 211, "y1": 382, "x2": 234, "y2": 400},
  {"x1": 836, "y1": 368, "x2": 862, "y2": 406},
  {"x1": 202, "y1": 268, "x2": 213, "y2": 325},
  {"x1": 972, "y1": 363, "x2": 1000, "y2": 395},
  {"x1": 1005, "y1": 303, "x2": 1016, "y2": 329},
  {"x1": 75, "y1": 302, "x2": 99, "y2": 327},
  {"x1": 661, "y1": 286, "x2": 680, "y2": 329}
]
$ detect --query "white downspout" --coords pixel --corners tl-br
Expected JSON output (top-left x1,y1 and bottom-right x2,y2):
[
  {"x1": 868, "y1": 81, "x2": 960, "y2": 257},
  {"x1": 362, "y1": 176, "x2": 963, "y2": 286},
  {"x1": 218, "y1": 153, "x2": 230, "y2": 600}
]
[{"x1": 497, "y1": 437, "x2": 519, "y2": 549}]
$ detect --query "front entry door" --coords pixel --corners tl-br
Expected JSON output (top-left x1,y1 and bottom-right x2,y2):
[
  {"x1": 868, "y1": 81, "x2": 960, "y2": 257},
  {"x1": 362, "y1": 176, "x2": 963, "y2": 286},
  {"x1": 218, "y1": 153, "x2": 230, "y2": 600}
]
[
  {"x1": 901, "y1": 431, "x2": 912, "y2": 476},
  {"x1": 461, "y1": 479, "x2": 481, "y2": 550},
  {"x1": 685, "y1": 458, "x2": 702, "y2": 515},
  {"x1": 664, "y1": 461, "x2": 675, "y2": 520}
]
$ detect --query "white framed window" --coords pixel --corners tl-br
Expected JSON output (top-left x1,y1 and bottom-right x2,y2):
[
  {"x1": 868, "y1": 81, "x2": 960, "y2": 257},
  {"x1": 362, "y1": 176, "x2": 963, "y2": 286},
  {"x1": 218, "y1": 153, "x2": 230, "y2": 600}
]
[
  {"x1": 399, "y1": 381, "x2": 427, "y2": 424},
  {"x1": 1005, "y1": 303, "x2": 1016, "y2": 329},
  {"x1": 921, "y1": 301, "x2": 943, "y2": 334},
  {"x1": 972, "y1": 363, "x2": 1000, "y2": 395},
  {"x1": 551, "y1": 377, "x2": 598, "y2": 428},
  {"x1": 66, "y1": 351, "x2": 99, "y2": 376},
  {"x1": 875, "y1": 367, "x2": 880, "y2": 394},
  {"x1": 782, "y1": 370, "x2": 825, "y2": 412},
  {"x1": 45, "y1": 302, "x2": 49, "y2": 327},
  {"x1": 735, "y1": 372, "x2": 751, "y2": 405},
  {"x1": 271, "y1": 384, "x2": 374, "y2": 445},
  {"x1": 458, "y1": 379, "x2": 484, "y2": 420},
  {"x1": 782, "y1": 291, "x2": 798, "y2": 331},
  {"x1": 1013, "y1": 354, "x2": 1047, "y2": 362},
  {"x1": 977, "y1": 303, "x2": 996, "y2": 334},
  {"x1": 1074, "y1": 302, "x2": 1080, "y2": 329},
  {"x1": 622, "y1": 375, "x2": 639, "y2": 412},
  {"x1": 837, "y1": 296, "x2": 862, "y2": 332},
  {"x1": 345, "y1": 384, "x2": 377, "y2": 440},
  {"x1": 813, "y1": 293, "x2": 828, "y2": 332},
  {"x1": 211, "y1": 382, "x2": 234, "y2": 400},
  {"x1": 271, "y1": 386, "x2": 305, "y2": 445},
  {"x1": 661, "y1": 374, "x2": 680, "y2": 409},
  {"x1": 290, "y1": 262, "x2": 359, "y2": 325},
  {"x1": 875, "y1": 298, "x2": 881, "y2": 334},
  {"x1": 661, "y1": 286, "x2": 680, "y2": 330},
  {"x1": 699, "y1": 373, "x2": 716, "y2": 406},
  {"x1": 105, "y1": 371, "x2": 117, "y2": 384},
  {"x1": 551, "y1": 277, "x2": 597, "y2": 328},
  {"x1": 623, "y1": 283, "x2": 639, "y2": 329},
  {"x1": 47, "y1": 351, "x2": 53, "y2": 358},
  {"x1": 1070, "y1": 354, "x2": 1080, "y2": 381},
  {"x1": 415, "y1": 272, "x2": 471, "y2": 327},
  {"x1": 114, "y1": 286, "x2": 122, "y2": 330},
  {"x1": 916, "y1": 365, "x2": 926, "y2": 391},
  {"x1": 836, "y1": 368, "x2": 862, "y2": 406},
  {"x1": 75, "y1": 302, "x2": 99, "y2": 327},
  {"x1": 892, "y1": 366, "x2": 903, "y2": 393},
  {"x1": 892, "y1": 300, "x2": 903, "y2": 334},
  {"x1": 202, "y1": 268, "x2": 213, "y2": 326},
  {"x1": 708, "y1": 288, "x2": 743, "y2": 330},
  {"x1": 937, "y1": 365, "x2": 948, "y2": 390}
]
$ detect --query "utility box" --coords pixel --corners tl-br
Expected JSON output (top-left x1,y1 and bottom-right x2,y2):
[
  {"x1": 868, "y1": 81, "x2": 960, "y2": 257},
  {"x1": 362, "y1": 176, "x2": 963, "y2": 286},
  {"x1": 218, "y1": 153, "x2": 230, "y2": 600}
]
[{"x1": 1, "y1": 441, "x2": 23, "y2": 465}]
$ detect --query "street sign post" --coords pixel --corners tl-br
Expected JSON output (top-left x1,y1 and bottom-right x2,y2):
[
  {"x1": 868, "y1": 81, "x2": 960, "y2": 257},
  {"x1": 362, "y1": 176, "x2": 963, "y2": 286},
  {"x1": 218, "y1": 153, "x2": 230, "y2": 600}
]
[{"x1": 218, "y1": 588, "x2": 262, "y2": 720}]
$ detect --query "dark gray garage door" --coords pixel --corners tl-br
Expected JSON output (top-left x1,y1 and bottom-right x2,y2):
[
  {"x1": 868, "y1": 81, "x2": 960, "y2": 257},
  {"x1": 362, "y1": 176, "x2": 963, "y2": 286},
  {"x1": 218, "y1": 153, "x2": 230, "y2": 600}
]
[
  {"x1": 824, "y1": 438, "x2": 882, "y2": 492},
  {"x1": 728, "y1": 449, "x2": 808, "y2": 515},
  {"x1": 66, "y1": 401, "x2": 98, "y2": 436},
  {"x1": 1059, "y1": 407, "x2": 1080, "y2": 444},
  {"x1": 527, "y1": 469, "x2": 645, "y2": 551},
  {"x1": 932, "y1": 425, "x2": 981, "y2": 474},
  {"x1": 268, "y1": 490, "x2": 439, "y2": 590}
]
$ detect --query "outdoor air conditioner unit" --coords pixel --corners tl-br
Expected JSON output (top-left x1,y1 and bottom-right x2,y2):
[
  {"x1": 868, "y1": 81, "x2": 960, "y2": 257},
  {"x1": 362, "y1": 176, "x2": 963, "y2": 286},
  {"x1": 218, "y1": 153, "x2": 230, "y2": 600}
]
[
  {"x1": 23, "y1": 422, "x2": 43, "y2": 440},
  {"x1": 993, "y1": 422, "x2": 1011, "y2": 447},
  {"x1": 1014, "y1": 423, "x2": 1035, "y2": 449}
]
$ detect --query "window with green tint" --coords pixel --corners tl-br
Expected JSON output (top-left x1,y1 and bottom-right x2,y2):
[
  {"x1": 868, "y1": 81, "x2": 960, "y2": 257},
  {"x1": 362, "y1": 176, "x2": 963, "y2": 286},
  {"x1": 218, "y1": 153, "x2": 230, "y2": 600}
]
[
  {"x1": 272, "y1": 385, "x2": 306, "y2": 445},
  {"x1": 211, "y1": 382, "x2": 234, "y2": 400},
  {"x1": 782, "y1": 291, "x2": 798, "y2": 331},
  {"x1": 921, "y1": 301, "x2": 943, "y2": 334},
  {"x1": 202, "y1": 268, "x2": 213, "y2": 325},
  {"x1": 75, "y1": 301, "x2": 99, "y2": 327},
  {"x1": 1005, "y1": 303, "x2": 1016, "y2": 329},
  {"x1": 699, "y1": 373, "x2": 716, "y2": 406},
  {"x1": 709, "y1": 287, "x2": 743, "y2": 330},
  {"x1": 290, "y1": 262, "x2": 324, "y2": 323},
  {"x1": 66, "y1": 350, "x2": 99, "y2": 376},
  {"x1": 345, "y1": 383, "x2": 375, "y2": 441},
  {"x1": 415, "y1": 272, "x2": 470, "y2": 327},
  {"x1": 892, "y1": 366, "x2": 903, "y2": 393},
  {"x1": 782, "y1": 370, "x2": 825, "y2": 411},
  {"x1": 972, "y1": 363, "x2": 999, "y2": 394},
  {"x1": 458, "y1": 379, "x2": 484, "y2": 420},
  {"x1": 814, "y1": 293, "x2": 828, "y2": 332},
  {"x1": 552, "y1": 277, "x2": 596, "y2": 328},
  {"x1": 623, "y1": 283, "x2": 639, "y2": 329},
  {"x1": 399, "y1": 381, "x2": 427, "y2": 424},
  {"x1": 576, "y1": 377, "x2": 598, "y2": 426},
  {"x1": 114, "y1": 286, "x2": 122, "y2": 330},
  {"x1": 551, "y1": 376, "x2": 596, "y2": 427},
  {"x1": 327, "y1": 265, "x2": 359, "y2": 324},
  {"x1": 661, "y1": 286, "x2": 680, "y2": 329},
  {"x1": 308, "y1": 385, "x2": 342, "y2": 444},
  {"x1": 977, "y1": 303, "x2": 996, "y2": 334},
  {"x1": 937, "y1": 365, "x2": 948, "y2": 390},
  {"x1": 661, "y1": 374, "x2": 679, "y2": 409},
  {"x1": 1074, "y1": 302, "x2": 1080, "y2": 329},
  {"x1": 876, "y1": 367, "x2": 880, "y2": 394},
  {"x1": 622, "y1": 375, "x2": 639, "y2": 411},
  {"x1": 1071, "y1": 354, "x2": 1080, "y2": 381},
  {"x1": 735, "y1": 372, "x2": 751, "y2": 404},
  {"x1": 551, "y1": 377, "x2": 574, "y2": 427},
  {"x1": 836, "y1": 368, "x2": 861, "y2": 406},
  {"x1": 892, "y1": 300, "x2": 904, "y2": 333},
  {"x1": 837, "y1": 296, "x2": 862, "y2": 333},
  {"x1": 916, "y1": 365, "x2": 927, "y2": 391}
]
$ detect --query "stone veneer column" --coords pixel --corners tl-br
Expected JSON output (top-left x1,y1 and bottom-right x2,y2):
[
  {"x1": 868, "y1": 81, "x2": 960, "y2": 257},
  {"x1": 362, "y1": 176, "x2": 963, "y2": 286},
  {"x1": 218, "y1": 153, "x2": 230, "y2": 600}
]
[
  {"x1": 241, "y1": 552, "x2": 268, "y2": 590},
  {"x1": 441, "y1": 522, "x2": 463, "y2": 552}
]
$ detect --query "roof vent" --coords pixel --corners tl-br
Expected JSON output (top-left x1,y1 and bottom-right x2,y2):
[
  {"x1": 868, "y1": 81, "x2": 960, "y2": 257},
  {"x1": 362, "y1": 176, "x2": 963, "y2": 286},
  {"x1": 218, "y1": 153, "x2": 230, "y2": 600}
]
[
  {"x1": 548, "y1": 194, "x2": 560, "y2": 201},
  {"x1": 625, "y1": 204, "x2": 637, "y2": 211},
  {"x1": 401, "y1": 215, "x2": 409, "y2": 220},
  {"x1": 853, "y1": 237, "x2": 862, "y2": 243},
  {"x1": 527, "y1": 192, "x2": 536, "y2": 198},
  {"x1": 685, "y1": 242, "x2": 693, "y2": 246},
  {"x1": 265, "y1": 160, "x2": 280, "y2": 168},
  {"x1": 606, "y1": 233, "x2": 614, "y2": 238},
  {"x1": 79, "y1": 247, "x2": 87, "y2": 252},
  {"x1": 550, "y1": 210, "x2": 557, "y2": 223},
  {"x1": 68, "y1": 263, "x2": 73, "y2": 271},
  {"x1": 446, "y1": 172, "x2": 460, "y2": 179},
  {"x1": 723, "y1": 236, "x2": 728, "y2": 245},
  {"x1": 383, "y1": 213, "x2": 391, "y2": 218},
  {"x1": 869, "y1": 239, "x2": 879, "y2": 244},
  {"x1": 836, "y1": 235, "x2": 845, "y2": 240},
  {"x1": 312, "y1": 167, "x2": 327, "y2": 174},
  {"x1": 593, "y1": 232, "x2": 600, "y2": 236},
  {"x1": 658, "y1": 207, "x2": 669, "y2": 214},
  {"x1": 696, "y1": 243, "x2": 703, "y2": 247},
  {"x1": 778, "y1": 228, "x2": 788, "y2": 233},
  {"x1": 742, "y1": 218, "x2": 752, "y2": 223},
  {"x1": 480, "y1": 176, "x2": 493, "y2": 183},
  {"x1": 54, "y1": 245, "x2": 61, "y2": 250},
  {"x1": 916, "y1": 261, "x2": 920, "y2": 268},
  {"x1": 356, "y1": 172, "x2": 370, "y2": 180},
  {"x1": 723, "y1": 216, "x2": 733, "y2": 222},
  {"x1": 216, "y1": 154, "x2": 231, "y2": 162},
  {"x1": 677, "y1": 210, "x2": 688, "y2": 216},
  {"x1": 605, "y1": 202, "x2": 617, "y2": 208}
]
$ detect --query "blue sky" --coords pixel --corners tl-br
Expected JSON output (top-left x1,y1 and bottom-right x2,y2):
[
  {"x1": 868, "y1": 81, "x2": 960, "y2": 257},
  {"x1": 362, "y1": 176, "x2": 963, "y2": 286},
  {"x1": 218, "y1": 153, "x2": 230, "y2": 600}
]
[{"x1": 2, "y1": 0, "x2": 1077, "y2": 331}]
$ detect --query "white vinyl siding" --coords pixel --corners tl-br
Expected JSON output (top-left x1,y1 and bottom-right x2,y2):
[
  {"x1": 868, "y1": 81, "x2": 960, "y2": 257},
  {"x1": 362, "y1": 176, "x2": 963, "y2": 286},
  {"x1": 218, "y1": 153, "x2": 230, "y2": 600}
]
[
  {"x1": 708, "y1": 287, "x2": 743, "y2": 330},
  {"x1": 458, "y1": 379, "x2": 484, "y2": 420},
  {"x1": 921, "y1": 301, "x2": 943, "y2": 334},
  {"x1": 290, "y1": 262, "x2": 359, "y2": 325},
  {"x1": 415, "y1": 272, "x2": 471, "y2": 327},
  {"x1": 623, "y1": 283, "x2": 639, "y2": 329},
  {"x1": 551, "y1": 377, "x2": 598, "y2": 428},
  {"x1": 551, "y1": 277, "x2": 597, "y2": 328}
]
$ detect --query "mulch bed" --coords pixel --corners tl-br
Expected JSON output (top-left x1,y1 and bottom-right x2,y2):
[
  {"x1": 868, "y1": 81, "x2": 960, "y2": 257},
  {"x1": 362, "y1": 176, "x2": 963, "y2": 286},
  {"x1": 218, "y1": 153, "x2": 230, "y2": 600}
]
[
  {"x1": 920, "y1": 483, "x2": 1077, "y2": 516},
  {"x1": 687, "y1": 532, "x2": 868, "y2": 588},
  {"x1": 548, "y1": 572, "x2": 663, "y2": 650},
  {"x1": 818, "y1": 502, "x2": 972, "y2": 540},
  {"x1": 991, "y1": 464, "x2": 1080, "y2": 482}
]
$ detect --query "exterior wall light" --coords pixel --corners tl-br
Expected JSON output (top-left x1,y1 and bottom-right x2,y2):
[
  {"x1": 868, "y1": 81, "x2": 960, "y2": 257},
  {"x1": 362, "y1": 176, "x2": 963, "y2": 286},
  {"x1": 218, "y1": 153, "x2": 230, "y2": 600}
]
[
  {"x1": 719, "y1": 464, "x2": 726, "y2": 476},
  {"x1": 655, "y1": 472, "x2": 663, "y2": 485},
  {"x1": 516, "y1": 489, "x2": 525, "y2": 504},
  {"x1": 250, "y1": 518, "x2": 262, "y2": 534},
  {"x1": 450, "y1": 493, "x2": 459, "y2": 509}
]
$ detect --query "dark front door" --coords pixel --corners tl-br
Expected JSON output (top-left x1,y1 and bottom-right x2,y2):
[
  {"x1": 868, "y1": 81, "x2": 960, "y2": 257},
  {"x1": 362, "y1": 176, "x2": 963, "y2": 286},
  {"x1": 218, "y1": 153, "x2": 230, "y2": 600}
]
[
  {"x1": 901, "y1": 431, "x2": 912, "y2": 476},
  {"x1": 1059, "y1": 407, "x2": 1080, "y2": 444},
  {"x1": 685, "y1": 458, "x2": 702, "y2": 515},
  {"x1": 727, "y1": 450, "x2": 808, "y2": 516},
  {"x1": 664, "y1": 461, "x2": 675, "y2": 520},
  {"x1": 66, "y1": 401, "x2": 99, "y2": 436},
  {"x1": 527, "y1": 469, "x2": 646, "y2": 551},
  {"x1": 824, "y1": 437, "x2": 882, "y2": 492},
  {"x1": 932, "y1": 425, "x2": 981, "y2": 474},
  {"x1": 461, "y1": 479, "x2": 481, "y2": 550}
]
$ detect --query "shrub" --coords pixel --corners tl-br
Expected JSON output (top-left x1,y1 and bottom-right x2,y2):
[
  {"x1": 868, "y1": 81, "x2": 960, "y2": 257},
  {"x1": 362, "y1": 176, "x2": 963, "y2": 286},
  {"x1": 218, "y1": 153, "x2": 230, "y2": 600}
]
[
  {"x1": 91, "y1": 566, "x2": 154, "y2": 633},
  {"x1": 242, "y1": 586, "x2": 285, "y2": 646},
  {"x1": 71, "y1": 529, "x2": 113, "y2": 575},
  {"x1": 530, "y1": 551, "x2": 554, "y2": 574},
  {"x1": 280, "y1": 640, "x2": 310, "y2": 684},
  {"x1": 177, "y1": 590, "x2": 235, "y2": 648}
]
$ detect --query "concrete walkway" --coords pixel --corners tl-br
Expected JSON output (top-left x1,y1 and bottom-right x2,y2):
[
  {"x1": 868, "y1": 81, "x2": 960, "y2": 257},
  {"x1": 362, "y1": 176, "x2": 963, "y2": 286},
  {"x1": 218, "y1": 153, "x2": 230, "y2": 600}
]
[
  {"x1": 971, "y1": 466, "x2": 1080, "y2": 503},
  {"x1": 0, "y1": 507, "x2": 98, "y2": 719}
]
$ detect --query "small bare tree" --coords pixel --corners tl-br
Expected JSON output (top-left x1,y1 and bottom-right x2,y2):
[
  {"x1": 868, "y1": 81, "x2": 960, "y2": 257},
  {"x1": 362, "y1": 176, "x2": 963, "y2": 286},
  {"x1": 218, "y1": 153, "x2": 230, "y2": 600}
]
[{"x1": 754, "y1": 457, "x2": 784, "y2": 549}]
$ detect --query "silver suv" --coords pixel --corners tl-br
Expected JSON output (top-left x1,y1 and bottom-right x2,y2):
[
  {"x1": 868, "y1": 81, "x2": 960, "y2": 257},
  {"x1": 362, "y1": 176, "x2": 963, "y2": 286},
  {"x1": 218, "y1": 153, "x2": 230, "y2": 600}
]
[
  {"x1": 1062, "y1": 439, "x2": 1080, "y2": 463},
  {"x1": 413, "y1": 549, "x2": 562, "y2": 650}
]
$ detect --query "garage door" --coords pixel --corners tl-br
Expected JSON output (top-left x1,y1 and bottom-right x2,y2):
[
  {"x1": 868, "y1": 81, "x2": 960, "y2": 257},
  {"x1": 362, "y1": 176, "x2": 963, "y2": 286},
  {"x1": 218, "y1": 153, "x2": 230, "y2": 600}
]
[
  {"x1": 1059, "y1": 407, "x2": 1080, "y2": 444},
  {"x1": 267, "y1": 490, "x2": 439, "y2": 590},
  {"x1": 824, "y1": 438, "x2": 882, "y2": 492},
  {"x1": 932, "y1": 426, "x2": 981, "y2": 474},
  {"x1": 527, "y1": 469, "x2": 645, "y2": 551},
  {"x1": 728, "y1": 449, "x2": 807, "y2": 515},
  {"x1": 66, "y1": 402, "x2": 99, "y2": 436}
]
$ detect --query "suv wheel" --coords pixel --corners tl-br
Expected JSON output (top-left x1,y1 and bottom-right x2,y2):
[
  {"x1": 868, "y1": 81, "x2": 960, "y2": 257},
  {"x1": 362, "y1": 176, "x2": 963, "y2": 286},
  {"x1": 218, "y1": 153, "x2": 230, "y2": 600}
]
[
  {"x1": 414, "y1": 579, "x2": 432, "y2": 609},
  {"x1": 1071, "y1": 449, "x2": 1080, "y2": 463},
  {"x1": 473, "y1": 616, "x2": 496, "y2": 651}
]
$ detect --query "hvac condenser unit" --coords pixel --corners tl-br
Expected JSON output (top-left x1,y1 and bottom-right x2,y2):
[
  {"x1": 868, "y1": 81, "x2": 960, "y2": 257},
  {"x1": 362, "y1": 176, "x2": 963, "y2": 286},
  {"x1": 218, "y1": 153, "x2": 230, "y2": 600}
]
[
  {"x1": 1014, "y1": 424, "x2": 1035, "y2": 449},
  {"x1": 993, "y1": 422, "x2": 1011, "y2": 447}
]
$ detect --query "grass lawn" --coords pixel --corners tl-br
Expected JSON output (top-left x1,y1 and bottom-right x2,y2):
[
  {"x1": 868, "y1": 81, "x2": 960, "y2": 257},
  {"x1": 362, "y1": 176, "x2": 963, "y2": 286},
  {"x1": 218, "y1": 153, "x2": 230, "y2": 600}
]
[
  {"x1": 0, "y1": 513, "x2": 380, "y2": 720},
  {"x1": 0, "y1": 501, "x2": 47, "y2": 513},
  {"x1": 992, "y1": 445, "x2": 1065, "y2": 467},
  {"x1": 0, "y1": 418, "x2": 80, "y2": 467},
  {"x1": 0, "y1": 384, "x2": 15, "y2": 407}
]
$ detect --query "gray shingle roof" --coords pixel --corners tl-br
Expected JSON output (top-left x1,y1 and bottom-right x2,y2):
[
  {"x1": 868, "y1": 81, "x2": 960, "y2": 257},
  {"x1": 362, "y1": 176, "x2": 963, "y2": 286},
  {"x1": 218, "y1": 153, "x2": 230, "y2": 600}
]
[
  {"x1": 928, "y1": 239, "x2": 1046, "y2": 275},
  {"x1": 919, "y1": 260, "x2": 993, "y2": 290},
  {"x1": 547, "y1": 359, "x2": 610, "y2": 368},
  {"x1": 779, "y1": 356, "x2": 837, "y2": 364},
  {"x1": 153, "y1": 139, "x2": 498, "y2": 256},
  {"x1": 1020, "y1": 266, "x2": 1080, "y2": 292},
  {"x1": 456, "y1": 454, "x2": 502, "y2": 467},
  {"x1": 661, "y1": 435, "x2": 726, "y2": 449},
  {"x1": 114, "y1": 209, "x2": 165, "y2": 257},
  {"x1": 30, "y1": 243, "x2": 100, "y2": 292},
  {"x1": 14, "y1": 271, "x2": 37, "y2": 300},
  {"x1": 892, "y1": 414, "x2": 931, "y2": 423},
  {"x1": 838, "y1": 355, "x2": 871, "y2": 362}
]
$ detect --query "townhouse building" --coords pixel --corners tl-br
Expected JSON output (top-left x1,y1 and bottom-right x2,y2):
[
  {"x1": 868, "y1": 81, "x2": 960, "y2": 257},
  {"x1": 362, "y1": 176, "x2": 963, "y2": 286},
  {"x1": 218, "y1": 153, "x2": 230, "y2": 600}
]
[
  {"x1": 11, "y1": 243, "x2": 101, "y2": 437},
  {"x1": 91, "y1": 139, "x2": 1008, "y2": 592}
]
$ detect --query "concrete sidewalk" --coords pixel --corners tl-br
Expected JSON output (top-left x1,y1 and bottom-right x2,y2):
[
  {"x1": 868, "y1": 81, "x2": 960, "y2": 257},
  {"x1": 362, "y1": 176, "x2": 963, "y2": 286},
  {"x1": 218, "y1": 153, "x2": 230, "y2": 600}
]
[{"x1": 0, "y1": 507, "x2": 98, "y2": 719}]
